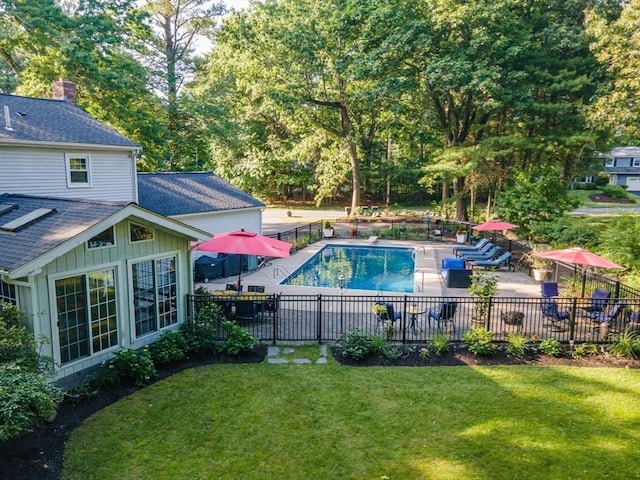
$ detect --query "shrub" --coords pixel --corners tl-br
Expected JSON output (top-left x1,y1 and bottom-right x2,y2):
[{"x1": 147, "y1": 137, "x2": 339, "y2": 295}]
[
  {"x1": 219, "y1": 320, "x2": 258, "y2": 356},
  {"x1": 196, "y1": 302, "x2": 227, "y2": 325},
  {"x1": 602, "y1": 184, "x2": 629, "y2": 199},
  {"x1": 180, "y1": 320, "x2": 219, "y2": 356},
  {"x1": 608, "y1": 332, "x2": 639, "y2": 359},
  {"x1": 110, "y1": 347, "x2": 156, "y2": 386},
  {"x1": 148, "y1": 330, "x2": 187, "y2": 366},
  {"x1": 0, "y1": 362, "x2": 62, "y2": 441},
  {"x1": 0, "y1": 302, "x2": 39, "y2": 370},
  {"x1": 462, "y1": 326, "x2": 497, "y2": 356},
  {"x1": 336, "y1": 329, "x2": 374, "y2": 360},
  {"x1": 505, "y1": 333, "x2": 530, "y2": 358},
  {"x1": 538, "y1": 338, "x2": 563, "y2": 357},
  {"x1": 430, "y1": 334, "x2": 451, "y2": 356},
  {"x1": 571, "y1": 343, "x2": 599, "y2": 359}
]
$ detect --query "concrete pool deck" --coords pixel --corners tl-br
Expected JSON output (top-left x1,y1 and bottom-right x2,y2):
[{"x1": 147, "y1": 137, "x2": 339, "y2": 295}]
[{"x1": 196, "y1": 239, "x2": 542, "y2": 299}]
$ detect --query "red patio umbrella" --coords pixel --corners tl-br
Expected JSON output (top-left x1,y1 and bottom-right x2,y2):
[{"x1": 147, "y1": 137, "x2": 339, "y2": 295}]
[
  {"x1": 473, "y1": 219, "x2": 519, "y2": 231},
  {"x1": 534, "y1": 247, "x2": 623, "y2": 270},
  {"x1": 195, "y1": 229, "x2": 292, "y2": 288}
]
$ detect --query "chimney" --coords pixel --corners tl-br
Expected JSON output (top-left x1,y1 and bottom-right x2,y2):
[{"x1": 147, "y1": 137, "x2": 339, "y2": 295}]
[{"x1": 51, "y1": 78, "x2": 76, "y2": 104}]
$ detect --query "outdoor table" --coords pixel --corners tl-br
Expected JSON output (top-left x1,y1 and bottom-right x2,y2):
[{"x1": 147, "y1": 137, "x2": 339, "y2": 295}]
[
  {"x1": 407, "y1": 304, "x2": 425, "y2": 335},
  {"x1": 210, "y1": 290, "x2": 271, "y2": 319}
]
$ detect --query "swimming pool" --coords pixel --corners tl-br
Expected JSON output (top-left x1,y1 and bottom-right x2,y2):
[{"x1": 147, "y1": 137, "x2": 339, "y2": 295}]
[{"x1": 281, "y1": 244, "x2": 415, "y2": 292}]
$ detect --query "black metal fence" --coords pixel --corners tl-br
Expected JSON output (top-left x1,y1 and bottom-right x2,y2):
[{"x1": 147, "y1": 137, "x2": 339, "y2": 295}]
[{"x1": 186, "y1": 293, "x2": 640, "y2": 345}]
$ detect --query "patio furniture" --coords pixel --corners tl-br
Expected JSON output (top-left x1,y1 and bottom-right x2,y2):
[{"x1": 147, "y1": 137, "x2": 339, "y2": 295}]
[
  {"x1": 440, "y1": 257, "x2": 472, "y2": 288},
  {"x1": 247, "y1": 285, "x2": 265, "y2": 292},
  {"x1": 452, "y1": 237, "x2": 489, "y2": 256},
  {"x1": 374, "y1": 302, "x2": 401, "y2": 323},
  {"x1": 585, "y1": 302, "x2": 625, "y2": 336},
  {"x1": 366, "y1": 236, "x2": 378, "y2": 244},
  {"x1": 407, "y1": 303, "x2": 426, "y2": 335},
  {"x1": 428, "y1": 301, "x2": 457, "y2": 333},
  {"x1": 455, "y1": 241, "x2": 493, "y2": 258},
  {"x1": 541, "y1": 282, "x2": 559, "y2": 297},
  {"x1": 226, "y1": 283, "x2": 243, "y2": 292},
  {"x1": 461, "y1": 245, "x2": 502, "y2": 262},
  {"x1": 472, "y1": 251, "x2": 513, "y2": 270},
  {"x1": 541, "y1": 298, "x2": 571, "y2": 332},
  {"x1": 582, "y1": 288, "x2": 611, "y2": 313}
]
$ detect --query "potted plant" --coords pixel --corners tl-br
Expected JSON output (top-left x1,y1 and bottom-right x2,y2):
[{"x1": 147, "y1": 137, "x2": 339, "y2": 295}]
[
  {"x1": 349, "y1": 228, "x2": 357, "y2": 237},
  {"x1": 455, "y1": 228, "x2": 468, "y2": 244},
  {"x1": 323, "y1": 221, "x2": 334, "y2": 238},
  {"x1": 371, "y1": 303, "x2": 388, "y2": 320},
  {"x1": 523, "y1": 244, "x2": 554, "y2": 281},
  {"x1": 468, "y1": 270, "x2": 498, "y2": 326}
]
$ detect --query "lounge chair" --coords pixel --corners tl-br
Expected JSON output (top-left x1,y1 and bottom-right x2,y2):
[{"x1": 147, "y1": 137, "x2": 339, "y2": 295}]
[
  {"x1": 462, "y1": 245, "x2": 501, "y2": 262},
  {"x1": 453, "y1": 238, "x2": 489, "y2": 256},
  {"x1": 455, "y1": 241, "x2": 494, "y2": 258},
  {"x1": 367, "y1": 236, "x2": 378, "y2": 244},
  {"x1": 473, "y1": 251, "x2": 513, "y2": 270}
]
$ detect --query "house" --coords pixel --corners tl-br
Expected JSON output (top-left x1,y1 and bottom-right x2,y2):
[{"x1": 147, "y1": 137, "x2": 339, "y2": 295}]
[
  {"x1": 0, "y1": 81, "x2": 211, "y2": 386},
  {"x1": 600, "y1": 147, "x2": 640, "y2": 194}
]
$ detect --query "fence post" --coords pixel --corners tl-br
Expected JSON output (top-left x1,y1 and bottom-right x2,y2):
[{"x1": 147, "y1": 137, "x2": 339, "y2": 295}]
[
  {"x1": 317, "y1": 294, "x2": 323, "y2": 344},
  {"x1": 401, "y1": 295, "x2": 408, "y2": 344},
  {"x1": 569, "y1": 296, "x2": 578, "y2": 342},
  {"x1": 485, "y1": 297, "x2": 493, "y2": 330},
  {"x1": 271, "y1": 294, "x2": 280, "y2": 345},
  {"x1": 186, "y1": 294, "x2": 192, "y2": 318},
  {"x1": 614, "y1": 280, "x2": 621, "y2": 299}
]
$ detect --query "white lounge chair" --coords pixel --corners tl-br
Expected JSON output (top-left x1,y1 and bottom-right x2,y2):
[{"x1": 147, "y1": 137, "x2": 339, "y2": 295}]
[{"x1": 367, "y1": 236, "x2": 378, "y2": 244}]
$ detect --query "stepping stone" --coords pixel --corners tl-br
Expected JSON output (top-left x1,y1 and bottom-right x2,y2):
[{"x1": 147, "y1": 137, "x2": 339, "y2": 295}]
[
  {"x1": 267, "y1": 357, "x2": 288, "y2": 364},
  {"x1": 283, "y1": 347, "x2": 295, "y2": 354},
  {"x1": 267, "y1": 346, "x2": 280, "y2": 357},
  {"x1": 316, "y1": 357, "x2": 327, "y2": 364},
  {"x1": 293, "y1": 358, "x2": 311, "y2": 364}
]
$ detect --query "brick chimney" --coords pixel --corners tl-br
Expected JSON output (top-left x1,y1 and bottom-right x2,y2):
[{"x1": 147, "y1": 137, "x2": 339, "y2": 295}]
[{"x1": 51, "y1": 78, "x2": 76, "y2": 104}]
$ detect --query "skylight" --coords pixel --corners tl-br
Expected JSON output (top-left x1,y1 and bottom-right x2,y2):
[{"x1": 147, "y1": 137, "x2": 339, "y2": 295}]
[
  {"x1": 0, "y1": 208, "x2": 56, "y2": 232},
  {"x1": 0, "y1": 203, "x2": 18, "y2": 216}
]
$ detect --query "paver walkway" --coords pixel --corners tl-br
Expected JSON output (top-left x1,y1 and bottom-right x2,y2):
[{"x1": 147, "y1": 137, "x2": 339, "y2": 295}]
[{"x1": 267, "y1": 345, "x2": 328, "y2": 364}]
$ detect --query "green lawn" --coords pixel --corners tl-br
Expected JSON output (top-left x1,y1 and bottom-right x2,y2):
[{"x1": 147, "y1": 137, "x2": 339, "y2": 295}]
[{"x1": 63, "y1": 364, "x2": 640, "y2": 480}]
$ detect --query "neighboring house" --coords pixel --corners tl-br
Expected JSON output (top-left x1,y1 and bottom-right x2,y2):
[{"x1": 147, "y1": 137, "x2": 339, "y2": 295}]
[
  {"x1": 137, "y1": 172, "x2": 266, "y2": 268},
  {"x1": 0, "y1": 82, "x2": 210, "y2": 386},
  {"x1": 600, "y1": 147, "x2": 640, "y2": 194}
]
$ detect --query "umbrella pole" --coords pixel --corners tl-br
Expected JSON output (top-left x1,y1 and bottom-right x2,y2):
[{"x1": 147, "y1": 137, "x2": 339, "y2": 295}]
[{"x1": 237, "y1": 254, "x2": 244, "y2": 290}]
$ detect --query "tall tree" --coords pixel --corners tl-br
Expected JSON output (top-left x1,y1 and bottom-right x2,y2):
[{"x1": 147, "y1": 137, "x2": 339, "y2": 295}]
[{"x1": 138, "y1": 0, "x2": 225, "y2": 170}]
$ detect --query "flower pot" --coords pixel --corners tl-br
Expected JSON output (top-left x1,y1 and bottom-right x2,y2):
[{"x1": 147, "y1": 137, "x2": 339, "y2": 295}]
[
  {"x1": 323, "y1": 228, "x2": 334, "y2": 238},
  {"x1": 532, "y1": 268, "x2": 549, "y2": 282},
  {"x1": 456, "y1": 233, "x2": 468, "y2": 244}
]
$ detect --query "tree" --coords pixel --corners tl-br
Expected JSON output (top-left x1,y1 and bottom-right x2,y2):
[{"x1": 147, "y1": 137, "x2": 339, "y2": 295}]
[{"x1": 138, "y1": 0, "x2": 225, "y2": 169}]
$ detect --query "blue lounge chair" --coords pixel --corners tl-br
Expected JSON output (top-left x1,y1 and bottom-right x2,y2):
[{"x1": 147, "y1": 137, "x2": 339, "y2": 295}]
[
  {"x1": 455, "y1": 241, "x2": 494, "y2": 258},
  {"x1": 541, "y1": 298, "x2": 571, "y2": 331},
  {"x1": 462, "y1": 245, "x2": 501, "y2": 262},
  {"x1": 473, "y1": 251, "x2": 513, "y2": 270},
  {"x1": 453, "y1": 238, "x2": 489, "y2": 256}
]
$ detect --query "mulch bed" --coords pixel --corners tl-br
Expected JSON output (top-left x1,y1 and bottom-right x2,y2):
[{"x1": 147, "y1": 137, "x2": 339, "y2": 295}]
[
  {"x1": 588, "y1": 194, "x2": 634, "y2": 204},
  {"x1": 3, "y1": 343, "x2": 640, "y2": 480}
]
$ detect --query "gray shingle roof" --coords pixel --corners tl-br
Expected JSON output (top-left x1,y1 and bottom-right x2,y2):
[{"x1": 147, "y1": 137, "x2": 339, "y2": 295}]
[
  {"x1": 0, "y1": 194, "x2": 128, "y2": 273},
  {"x1": 0, "y1": 93, "x2": 140, "y2": 148},
  {"x1": 137, "y1": 172, "x2": 265, "y2": 217}
]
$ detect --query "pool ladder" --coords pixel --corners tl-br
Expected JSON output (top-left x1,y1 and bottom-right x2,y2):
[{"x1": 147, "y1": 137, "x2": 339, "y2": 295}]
[{"x1": 273, "y1": 264, "x2": 291, "y2": 278}]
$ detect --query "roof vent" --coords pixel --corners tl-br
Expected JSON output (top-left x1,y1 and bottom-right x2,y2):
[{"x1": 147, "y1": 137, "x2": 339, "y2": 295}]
[{"x1": 0, "y1": 208, "x2": 56, "y2": 233}]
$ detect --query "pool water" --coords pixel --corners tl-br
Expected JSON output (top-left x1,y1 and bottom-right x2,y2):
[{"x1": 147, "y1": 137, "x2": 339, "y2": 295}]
[{"x1": 281, "y1": 244, "x2": 415, "y2": 292}]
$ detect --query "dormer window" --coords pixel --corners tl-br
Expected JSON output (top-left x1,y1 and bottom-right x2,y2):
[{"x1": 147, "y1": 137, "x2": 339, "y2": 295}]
[{"x1": 66, "y1": 154, "x2": 91, "y2": 187}]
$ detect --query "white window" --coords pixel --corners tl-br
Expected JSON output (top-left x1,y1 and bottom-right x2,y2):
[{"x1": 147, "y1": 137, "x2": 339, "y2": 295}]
[
  {"x1": 605, "y1": 158, "x2": 614, "y2": 167},
  {"x1": 65, "y1": 154, "x2": 91, "y2": 187},
  {"x1": 130, "y1": 223, "x2": 154, "y2": 242},
  {"x1": 132, "y1": 256, "x2": 177, "y2": 337},
  {"x1": 55, "y1": 269, "x2": 118, "y2": 364}
]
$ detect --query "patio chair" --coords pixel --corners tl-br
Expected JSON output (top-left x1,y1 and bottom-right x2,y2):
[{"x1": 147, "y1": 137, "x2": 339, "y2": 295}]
[
  {"x1": 472, "y1": 251, "x2": 513, "y2": 270},
  {"x1": 226, "y1": 283, "x2": 243, "y2": 292},
  {"x1": 375, "y1": 302, "x2": 402, "y2": 323},
  {"x1": 247, "y1": 285, "x2": 265, "y2": 293},
  {"x1": 541, "y1": 282, "x2": 559, "y2": 297},
  {"x1": 585, "y1": 302, "x2": 625, "y2": 336},
  {"x1": 541, "y1": 298, "x2": 571, "y2": 332},
  {"x1": 455, "y1": 241, "x2": 493, "y2": 258},
  {"x1": 452, "y1": 238, "x2": 489, "y2": 256},
  {"x1": 461, "y1": 245, "x2": 502, "y2": 262},
  {"x1": 428, "y1": 301, "x2": 458, "y2": 333},
  {"x1": 582, "y1": 288, "x2": 610, "y2": 313}
]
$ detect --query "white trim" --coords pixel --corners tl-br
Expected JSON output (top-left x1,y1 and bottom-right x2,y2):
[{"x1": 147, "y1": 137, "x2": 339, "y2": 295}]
[
  {"x1": 65, "y1": 153, "x2": 92, "y2": 187},
  {"x1": 633, "y1": 158, "x2": 640, "y2": 167},
  {"x1": 127, "y1": 250, "x2": 181, "y2": 342},
  {"x1": 9, "y1": 204, "x2": 210, "y2": 279},
  {"x1": 0, "y1": 138, "x2": 140, "y2": 152},
  {"x1": 48, "y1": 261, "x2": 121, "y2": 369}
]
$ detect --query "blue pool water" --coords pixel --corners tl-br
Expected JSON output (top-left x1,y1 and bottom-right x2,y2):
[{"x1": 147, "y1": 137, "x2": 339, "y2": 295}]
[{"x1": 281, "y1": 244, "x2": 415, "y2": 292}]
